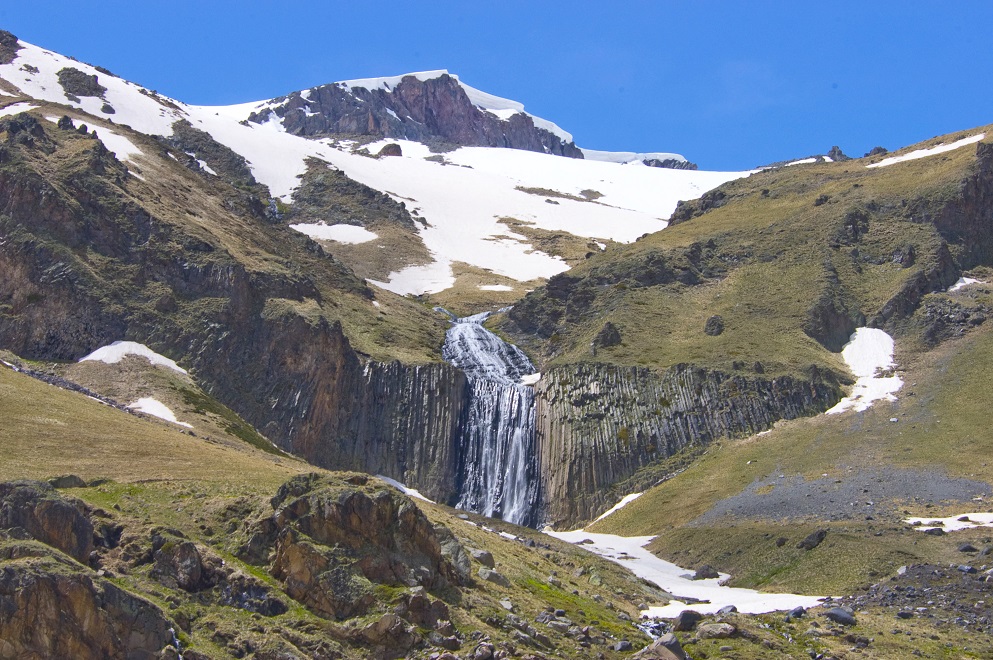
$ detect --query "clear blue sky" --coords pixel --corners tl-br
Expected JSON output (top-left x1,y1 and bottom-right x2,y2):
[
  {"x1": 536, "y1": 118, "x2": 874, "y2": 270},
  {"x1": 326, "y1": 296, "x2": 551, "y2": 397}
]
[{"x1": 3, "y1": 2, "x2": 991, "y2": 170}]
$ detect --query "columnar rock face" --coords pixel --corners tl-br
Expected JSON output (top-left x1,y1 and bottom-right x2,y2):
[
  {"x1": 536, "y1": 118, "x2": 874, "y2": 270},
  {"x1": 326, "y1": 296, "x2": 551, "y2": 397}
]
[
  {"x1": 533, "y1": 363, "x2": 839, "y2": 527},
  {"x1": 251, "y1": 73, "x2": 583, "y2": 158}
]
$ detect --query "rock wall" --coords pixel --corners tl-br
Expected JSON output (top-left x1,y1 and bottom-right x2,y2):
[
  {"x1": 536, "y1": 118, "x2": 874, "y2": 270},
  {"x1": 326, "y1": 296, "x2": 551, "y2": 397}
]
[
  {"x1": 252, "y1": 74, "x2": 583, "y2": 158},
  {"x1": 533, "y1": 363, "x2": 839, "y2": 528}
]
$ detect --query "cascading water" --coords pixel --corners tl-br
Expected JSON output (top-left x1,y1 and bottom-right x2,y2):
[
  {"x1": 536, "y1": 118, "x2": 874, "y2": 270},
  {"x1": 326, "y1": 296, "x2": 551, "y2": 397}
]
[{"x1": 440, "y1": 309, "x2": 541, "y2": 527}]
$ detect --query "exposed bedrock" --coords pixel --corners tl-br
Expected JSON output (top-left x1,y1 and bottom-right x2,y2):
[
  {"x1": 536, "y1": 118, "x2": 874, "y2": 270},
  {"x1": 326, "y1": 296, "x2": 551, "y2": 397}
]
[{"x1": 533, "y1": 363, "x2": 839, "y2": 528}]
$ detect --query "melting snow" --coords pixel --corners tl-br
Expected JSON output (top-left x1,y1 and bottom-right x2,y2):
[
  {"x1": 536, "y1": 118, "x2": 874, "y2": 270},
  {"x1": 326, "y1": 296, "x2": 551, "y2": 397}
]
[
  {"x1": 93, "y1": 126, "x2": 143, "y2": 165},
  {"x1": 547, "y1": 531, "x2": 824, "y2": 617},
  {"x1": 826, "y1": 328, "x2": 902, "y2": 414},
  {"x1": 0, "y1": 101, "x2": 38, "y2": 117},
  {"x1": 375, "y1": 475, "x2": 435, "y2": 503},
  {"x1": 593, "y1": 493, "x2": 643, "y2": 522},
  {"x1": 906, "y1": 513, "x2": 993, "y2": 532},
  {"x1": 289, "y1": 223, "x2": 378, "y2": 244},
  {"x1": 129, "y1": 397, "x2": 192, "y2": 428},
  {"x1": 949, "y1": 277, "x2": 981, "y2": 292},
  {"x1": 580, "y1": 149, "x2": 687, "y2": 166},
  {"x1": 80, "y1": 341, "x2": 187, "y2": 374},
  {"x1": 478, "y1": 284, "x2": 514, "y2": 292},
  {"x1": 867, "y1": 134, "x2": 985, "y2": 169}
]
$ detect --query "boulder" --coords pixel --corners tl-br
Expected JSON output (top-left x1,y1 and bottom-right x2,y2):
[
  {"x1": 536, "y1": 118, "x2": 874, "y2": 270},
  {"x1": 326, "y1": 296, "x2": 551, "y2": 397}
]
[
  {"x1": 469, "y1": 548, "x2": 495, "y2": 568},
  {"x1": 697, "y1": 622, "x2": 736, "y2": 639},
  {"x1": 704, "y1": 315, "x2": 725, "y2": 336},
  {"x1": 824, "y1": 606, "x2": 857, "y2": 626},
  {"x1": 633, "y1": 632, "x2": 688, "y2": 659},
  {"x1": 478, "y1": 567, "x2": 511, "y2": 588},
  {"x1": 377, "y1": 143, "x2": 403, "y2": 157},
  {"x1": 692, "y1": 564, "x2": 720, "y2": 580},
  {"x1": 796, "y1": 529, "x2": 827, "y2": 551},
  {"x1": 673, "y1": 609, "x2": 703, "y2": 631}
]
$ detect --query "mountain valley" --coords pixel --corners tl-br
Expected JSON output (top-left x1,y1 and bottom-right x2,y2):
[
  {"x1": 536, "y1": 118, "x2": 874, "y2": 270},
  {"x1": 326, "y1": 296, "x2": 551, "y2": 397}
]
[{"x1": 1, "y1": 28, "x2": 993, "y2": 659}]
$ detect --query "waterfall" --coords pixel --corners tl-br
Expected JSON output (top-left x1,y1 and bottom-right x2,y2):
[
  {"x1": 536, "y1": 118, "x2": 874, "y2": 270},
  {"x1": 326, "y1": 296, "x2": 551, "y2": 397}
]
[{"x1": 440, "y1": 310, "x2": 540, "y2": 526}]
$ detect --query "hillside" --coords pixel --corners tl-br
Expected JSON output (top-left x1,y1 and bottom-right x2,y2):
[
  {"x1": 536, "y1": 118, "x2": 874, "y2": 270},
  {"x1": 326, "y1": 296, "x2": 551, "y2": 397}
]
[{"x1": 2, "y1": 26, "x2": 993, "y2": 659}]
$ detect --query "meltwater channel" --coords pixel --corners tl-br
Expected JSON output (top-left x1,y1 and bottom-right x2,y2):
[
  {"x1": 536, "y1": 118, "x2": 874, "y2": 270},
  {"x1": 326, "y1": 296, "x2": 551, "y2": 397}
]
[{"x1": 439, "y1": 309, "x2": 541, "y2": 527}]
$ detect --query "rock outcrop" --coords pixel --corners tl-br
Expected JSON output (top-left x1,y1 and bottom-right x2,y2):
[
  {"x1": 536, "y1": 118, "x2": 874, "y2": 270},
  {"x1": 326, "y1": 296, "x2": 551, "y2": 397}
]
[
  {"x1": 0, "y1": 481, "x2": 94, "y2": 564},
  {"x1": 250, "y1": 73, "x2": 583, "y2": 158},
  {"x1": 534, "y1": 363, "x2": 839, "y2": 527},
  {"x1": 242, "y1": 474, "x2": 466, "y2": 620}
]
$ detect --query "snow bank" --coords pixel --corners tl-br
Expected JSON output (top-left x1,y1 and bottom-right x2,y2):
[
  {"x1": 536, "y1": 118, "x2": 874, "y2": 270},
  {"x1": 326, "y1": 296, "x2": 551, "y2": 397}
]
[
  {"x1": 80, "y1": 341, "x2": 187, "y2": 374},
  {"x1": 547, "y1": 531, "x2": 824, "y2": 617},
  {"x1": 129, "y1": 397, "x2": 192, "y2": 428},
  {"x1": 580, "y1": 149, "x2": 687, "y2": 166},
  {"x1": 94, "y1": 126, "x2": 143, "y2": 165},
  {"x1": 0, "y1": 101, "x2": 37, "y2": 117},
  {"x1": 949, "y1": 277, "x2": 981, "y2": 292},
  {"x1": 289, "y1": 223, "x2": 378, "y2": 244},
  {"x1": 375, "y1": 475, "x2": 435, "y2": 503},
  {"x1": 593, "y1": 493, "x2": 643, "y2": 522},
  {"x1": 867, "y1": 134, "x2": 985, "y2": 169},
  {"x1": 906, "y1": 513, "x2": 993, "y2": 532},
  {"x1": 826, "y1": 328, "x2": 902, "y2": 414},
  {"x1": 478, "y1": 284, "x2": 514, "y2": 292}
]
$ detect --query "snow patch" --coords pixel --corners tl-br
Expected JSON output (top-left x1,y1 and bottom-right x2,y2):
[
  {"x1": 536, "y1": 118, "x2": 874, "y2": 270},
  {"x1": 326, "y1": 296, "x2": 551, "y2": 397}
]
[
  {"x1": 129, "y1": 397, "x2": 192, "y2": 428},
  {"x1": 867, "y1": 134, "x2": 985, "y2": 169},
  {"x1": 593, "y1": 493, "x2": 643, "y2": 522},
  {"x1": 80, "y1": 341, "x2": 187, "y2": 374},
  {"x1": 826, "y1": 328, "x2": 902, "y2": 414},
  {"x1": 93, "y1": 127, "x2": 143, "y2": 165},
  {"x1": 581, "y1": 149, "x2": 687, "y2": 166},
  {"x1": 289, "y1": 223, "x2": 378, "y2": 244},
  {"x1": 519, "y1": 373, "x2": 541, "y2": 386},
  {"x1": 949, "y1": 277, "x2": 981, "y2": 292},
  {"x1": 478, "y1": 284, "x2": 514, "y2": 292},
  {"x1": 547, "y1": 531, "x2": 824, "y2": 617},
  {"x1": 906, "y1": 513, "x2": 993, "y2": 532},
  {"x1": 375, "y1": 475, "x2": 435, "y2": 503},
  {"x1": 0, "y1": 101, "x2": 37, "y2": 117}
]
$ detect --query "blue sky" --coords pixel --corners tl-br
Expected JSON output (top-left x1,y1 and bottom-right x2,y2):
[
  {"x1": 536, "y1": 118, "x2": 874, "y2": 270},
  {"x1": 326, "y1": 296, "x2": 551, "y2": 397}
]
[{"x1": 3, "y1": 2, "x2": 991, "y2": 170}]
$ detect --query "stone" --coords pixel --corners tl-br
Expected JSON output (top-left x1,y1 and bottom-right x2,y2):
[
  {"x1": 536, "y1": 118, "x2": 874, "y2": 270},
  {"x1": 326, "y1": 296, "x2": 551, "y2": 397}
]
[
  {"x1": 377, "y1": 143, "x2": 403, "y2": 157},
  {"x1": 47, "y1": 474, "x2": 87, "y2": 489},
  {"x1": 796, "y1": 529, "x2": 828, "y2": 550},
  {"x1": 788, "y1": 605, "x2": 806, "y2": 619},
  {"x1": 775, "y1": 536, "x2": 788, "y2": 547},
  {"x1": 614, "y1": 640, "x2": 633, "y2": 651},
  {"x1": 957, "y1": 564, "x2": 977, "y2": 574},
  {"x1": 673, "y1": 609, "x2": 703, "y2": 631},
  {"x1": 470, "y1": 548, "x2": 495, "y2": 568},
  {"x1": 692, "y1": 564, "x2": 720, "y2": 580},
  {"x1": 718, "y1": 604, "x2": 738, "y2": 615},
  {"x1": 632, "y1": 632, "x2": 688, "y2": 660},
  {"x1": 704, "y1": 315, "x2": 725, "y2": 336},
  {"x1": 0, "y1": 481, "x2": 94, "y2": 564},
  {"x1": 958, "y1": 543, "x2": 978, "y2": 553},
  {"x1": 824, "y1": 606, "x2": 857, "y2": 626},
  {"x1": 478, "y1": 567, "x2": 511, "y2": 588},
  {"x1": 593, "y1": 321, "x2": 622, "y2": 348},
  {"x1": 923, "y1": 527, "x2": 946, "y2": 536},
  {"x1": 827, "y1": 145, "x2": 851, "y2": 161},
  {"x1": 499, "y1": 599, "x2": 514, "y2": 611},
  {"x1": 697, "y1": 622, "x2": 736, "y2": 639},
  {"x1": 896, "y1": 610, "x2": 914, "y2": 619}
]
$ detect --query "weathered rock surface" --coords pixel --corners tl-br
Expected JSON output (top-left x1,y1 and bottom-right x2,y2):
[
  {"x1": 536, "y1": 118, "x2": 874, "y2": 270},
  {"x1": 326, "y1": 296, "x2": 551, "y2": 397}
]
[
  {"x1": 0, "y1": 481, "x2": 94, "y2": 564},
  {"x1": 251, "y1": 73, "x2": 582, "y2": 158},
  {"x1": 534, "y1": 363, "x2": 838, "y2": 526},
  {"x1": 244, "y1": 474, "x2": 465, "y2": 620}
]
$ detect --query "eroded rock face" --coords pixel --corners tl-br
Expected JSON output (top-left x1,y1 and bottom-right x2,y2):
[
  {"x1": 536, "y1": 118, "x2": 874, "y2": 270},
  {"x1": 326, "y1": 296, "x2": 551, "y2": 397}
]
[
  {"x1": 247, "y1": 474, "x2": 465, "y2": 620},
  {"x1": 0, "y1": 481, "x2": 94, "y2": 564},
  {"x1": 0, "y1": 556, "x2": 175, "y2": 660}
]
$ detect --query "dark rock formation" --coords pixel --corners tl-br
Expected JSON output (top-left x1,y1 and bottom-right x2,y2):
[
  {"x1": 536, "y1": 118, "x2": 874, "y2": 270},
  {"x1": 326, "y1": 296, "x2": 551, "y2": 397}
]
[
  {"x1": 0, "y1": 29, "x2": 20, "y2": 65},
  {"x1": 802, "y1": 265, "x2": 864, "y2": 352},
  {"x1": 864, "y1": 146, "x2": 888, "y2": 157},
  {"x1": 250, "y1": 73, "x2": 583, "y2": 158},
  {"x1": 704, "y1": 315, "x2": 724, "y2": 336},
  {"x1": 593, "y1": 321, "x2": 622, "y2": 349},
  {"x1": 827, "y1": 146, "x2": 850, "y2": 161},
  {"x1": 796, "y1": 529, "x2": 827, "y2": 550},
  {"x1": 56, "y1": 67, "x2": 107, "y2": 101},
  {"x1": 643, "y1": 157, "x2": 698, "y2": 170},
  {"x1": 377, "y1": 143, "x2": 403, "y2": 157},
  {"x1": 534, "y1": 363, "x2": 839, "y2": 527}
]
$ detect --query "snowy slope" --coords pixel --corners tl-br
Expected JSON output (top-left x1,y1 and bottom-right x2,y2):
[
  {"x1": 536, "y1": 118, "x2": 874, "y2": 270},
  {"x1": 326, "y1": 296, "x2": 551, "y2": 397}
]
[{"x1": 0, "y1": 37, "x2": 749, "y2": 296}]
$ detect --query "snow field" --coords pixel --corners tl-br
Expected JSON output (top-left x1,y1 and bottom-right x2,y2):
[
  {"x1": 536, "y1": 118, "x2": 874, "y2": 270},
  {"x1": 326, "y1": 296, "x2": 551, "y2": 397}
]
[
  {"x1": 906, "y1": 513, "x2": 993, "y2": 532},
  {"x1": 826, "y1": 328, "x2": 902, "y2": 414},
  {"x1": 289, "y1": 223, "x2": 378, "y2": 244},
  {"x1": 547, "y1": 531, "x2": 824, "y2": 617}
]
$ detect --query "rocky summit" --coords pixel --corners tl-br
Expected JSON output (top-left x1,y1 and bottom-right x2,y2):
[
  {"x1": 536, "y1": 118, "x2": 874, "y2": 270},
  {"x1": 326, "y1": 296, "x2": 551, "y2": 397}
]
[{"x1": 1, "y1": 25, "x2": 993, "y2": 660}]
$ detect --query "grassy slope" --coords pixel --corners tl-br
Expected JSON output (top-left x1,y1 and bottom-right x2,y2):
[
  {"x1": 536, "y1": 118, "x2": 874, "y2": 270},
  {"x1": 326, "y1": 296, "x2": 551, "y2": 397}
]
[
  {"x1": 0, "y1": 364, "x2": 668, "y2": 658},
  {"x1": 501, "y1": 127, "x2": 991, "y2": 381}
]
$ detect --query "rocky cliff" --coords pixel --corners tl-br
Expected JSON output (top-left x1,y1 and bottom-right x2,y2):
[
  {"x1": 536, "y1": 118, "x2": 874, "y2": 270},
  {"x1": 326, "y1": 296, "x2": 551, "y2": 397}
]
[
  {"x1": 250, "y1": 73, "x2": 583, "y2": 157},
  {"x1": 533, "y1": 364, "x2": 839, "y2": 527}
]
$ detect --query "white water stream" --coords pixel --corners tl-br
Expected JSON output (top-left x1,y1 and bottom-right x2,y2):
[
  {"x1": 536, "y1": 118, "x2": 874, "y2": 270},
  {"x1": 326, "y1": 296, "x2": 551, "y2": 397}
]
[{"x1": 440, "y1": 310, "x2": 540, "y2": 526}]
